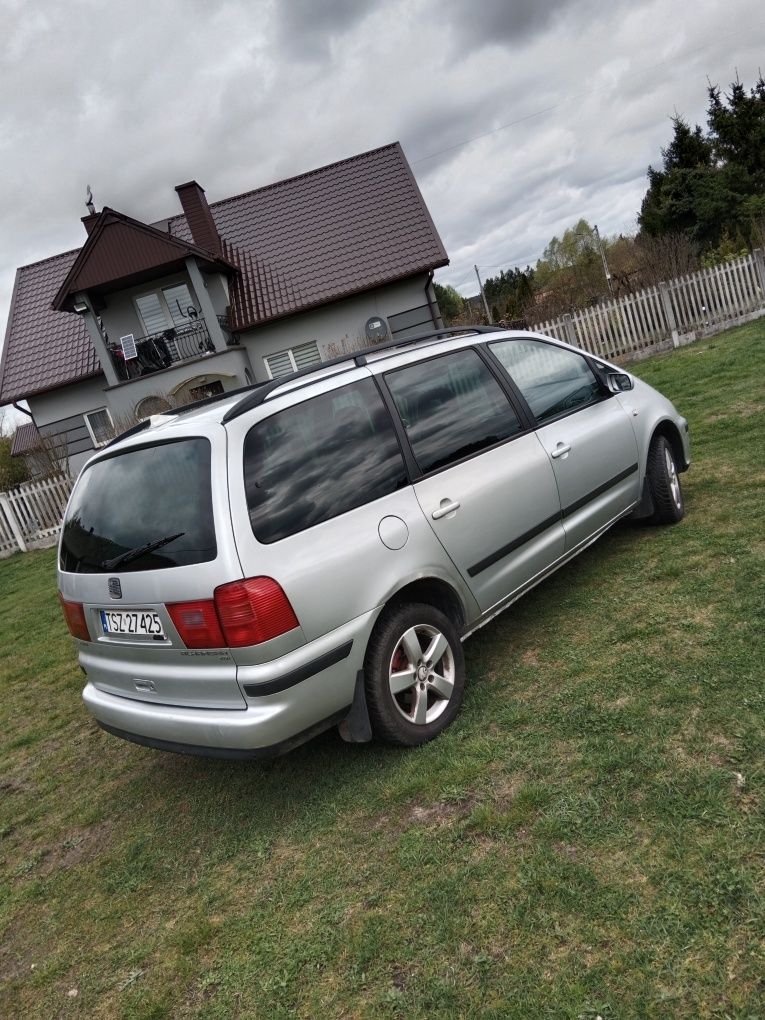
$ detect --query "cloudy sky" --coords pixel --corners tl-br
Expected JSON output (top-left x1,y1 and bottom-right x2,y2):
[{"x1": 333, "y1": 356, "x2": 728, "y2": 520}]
[{"x1": 1, "y1": 0, "x2": 763, "y2": 378}]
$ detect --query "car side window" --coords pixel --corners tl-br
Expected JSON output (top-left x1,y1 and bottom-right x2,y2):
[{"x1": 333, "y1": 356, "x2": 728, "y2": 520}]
[
  {"x1": 385, "y1": 348, "x2": 521, "y2": 474},
  {"x1": 243, "y1": 378, "x2": 407, "y2": 543},
  {"x1": 490, "y1": 338, "x2": 603, "y2": 424}
]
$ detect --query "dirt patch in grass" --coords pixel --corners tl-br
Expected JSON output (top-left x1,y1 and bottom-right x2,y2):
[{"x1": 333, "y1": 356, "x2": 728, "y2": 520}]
[{"x1": 37, "y1": 818, "x2": 114, "y2": 876}]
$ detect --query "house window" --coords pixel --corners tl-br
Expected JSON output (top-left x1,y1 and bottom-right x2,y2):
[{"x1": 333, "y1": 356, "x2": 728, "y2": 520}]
[
  {"x1": 264, "y1": 341, "x2": 322, "y2": 380},
  {"x1": 134, "y1": 282, "x2": 198, "y2": 337},
  {"x1": 83, "y1": 408, "x2": 114, "y2": 448}
]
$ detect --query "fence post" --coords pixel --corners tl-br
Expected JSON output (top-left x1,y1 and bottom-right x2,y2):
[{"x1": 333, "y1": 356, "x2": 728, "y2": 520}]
[
  {"x1": 0, "y1": 494, "x2": 27, "y2": 553},
  {"x1": 563, "y1": 313, "x2": 577, "y2": 346},
  {"x1": 753, "y1": 249, "x2": 765, "y2": 304},
  {"x1": 658, "y1": 281, "x2": 679, "y2": 347}
]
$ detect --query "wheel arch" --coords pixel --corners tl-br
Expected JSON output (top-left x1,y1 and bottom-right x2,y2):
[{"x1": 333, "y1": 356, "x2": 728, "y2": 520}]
[
  {"x1": 380, "y1": 576, "x2": 469, "y2": 634},
  {"x1": 650, "y1": 418, "x2": 688, "y2": 473}
]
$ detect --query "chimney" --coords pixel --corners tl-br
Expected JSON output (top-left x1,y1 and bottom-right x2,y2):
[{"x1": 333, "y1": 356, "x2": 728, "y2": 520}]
[
  {"x1": 174, "y1": 181, "x2": 221, "y2": 255},
  {"x1": 81, "y1": 213, "x2": 99, "y2": 235}
]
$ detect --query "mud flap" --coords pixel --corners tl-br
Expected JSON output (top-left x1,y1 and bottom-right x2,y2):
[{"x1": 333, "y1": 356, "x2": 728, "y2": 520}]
[
  {"x1": 338, "y1": 670, "x2": 373, "y2": 743},
  {"x1": 630, "y1": 476, "x2": 655, "y2": 520}
]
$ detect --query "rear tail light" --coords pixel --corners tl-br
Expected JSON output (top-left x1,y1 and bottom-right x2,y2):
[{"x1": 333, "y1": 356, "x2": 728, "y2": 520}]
[
  {"x1": 167, "y1": 577, "x2": 298, "y2": 649},
  {"x1": 59, "y1": 595, "x2": 90, "y2": 641},
  {"x1": 214, "y1": 577, "x2": 299, "y2": 647},
  {"x1": 166, "y1": 600, "x2": 226, "y2": 649}
]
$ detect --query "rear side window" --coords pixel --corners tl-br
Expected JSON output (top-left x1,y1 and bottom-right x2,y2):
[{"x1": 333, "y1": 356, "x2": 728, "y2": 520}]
[
  {"x1": 490, "y1": 339, "x2": 602, "y2": 423},
  {"x1": 60, "y1": 438, "x2": 216, "y2": 573},
  {"x1": 244, "y1": 378, "x2": 407, "y2": 543},
  {"x1": 385, "y1": 348, "x2": 521, "y2": 474}
]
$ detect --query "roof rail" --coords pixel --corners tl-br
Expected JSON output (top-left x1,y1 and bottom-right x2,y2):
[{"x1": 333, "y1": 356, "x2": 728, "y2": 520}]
[
  {"x1": 221, "y1": 325, "x2": 497, "y2": 423},
  {"x1": 103, "y1": 418, "x2": 152, "y2": 449}
]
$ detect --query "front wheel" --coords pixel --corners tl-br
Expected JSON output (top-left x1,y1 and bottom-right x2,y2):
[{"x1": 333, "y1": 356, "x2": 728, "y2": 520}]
[
  {"x1": 364, "y1": 603, "x2": 465, "y2": 747},
  {"x1": 647, "y1": 435, "x2": 685, "y2": 524}
]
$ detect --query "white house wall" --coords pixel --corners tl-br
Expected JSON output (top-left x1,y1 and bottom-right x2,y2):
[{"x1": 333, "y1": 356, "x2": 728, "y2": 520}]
[
  {"x1": 28, "y1": 375, "x2": 109, "y2": 477},
  {"x1": 238, "y1": 274, "x2": 438, "y2": 381}
]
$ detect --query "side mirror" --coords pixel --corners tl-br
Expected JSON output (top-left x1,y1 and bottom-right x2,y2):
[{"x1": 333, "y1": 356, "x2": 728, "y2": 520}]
[{"x1": 606, "y1": 372, "x2": 633, "y2": 393}]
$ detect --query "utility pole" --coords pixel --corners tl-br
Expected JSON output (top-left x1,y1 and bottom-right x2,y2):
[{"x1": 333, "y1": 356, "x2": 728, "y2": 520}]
[
  {"x1": 474, "y1": 265, "x2": 491, "y2": 321},
  {"x1": 592, "y1": 224, "x2": 614, "y2": 297}
]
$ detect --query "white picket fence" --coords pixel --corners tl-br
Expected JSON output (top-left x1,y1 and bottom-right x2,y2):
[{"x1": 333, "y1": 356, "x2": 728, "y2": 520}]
[
  {"x1": 531, "y1": 249, "x2": 765, "y2": 361},
  {"x1": 0, "y1": 474, "x2": 73, "y2": 558}
]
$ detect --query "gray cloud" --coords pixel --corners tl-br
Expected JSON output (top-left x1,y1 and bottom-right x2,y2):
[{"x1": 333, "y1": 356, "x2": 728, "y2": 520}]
[
  {"x1": 440, "y1": 0, "x2": 580, "y2": 49},
  {"x1": 274, "y1": 0, "x2": 377, "y2": 59}
]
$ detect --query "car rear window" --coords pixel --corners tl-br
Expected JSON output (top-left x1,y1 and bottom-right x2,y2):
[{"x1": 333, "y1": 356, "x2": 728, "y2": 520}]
[
  {"x1": 60, "y1": 438, "x2": 216, "y2": 573},
  {"x1": 243, "y1": 378, "x2": 407, "y2": 543}
]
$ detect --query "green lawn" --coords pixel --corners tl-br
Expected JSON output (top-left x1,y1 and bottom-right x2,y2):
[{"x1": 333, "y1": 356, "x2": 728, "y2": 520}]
[{"x1": 1, "y1": 321, "x2": 763, "y2": 1019}]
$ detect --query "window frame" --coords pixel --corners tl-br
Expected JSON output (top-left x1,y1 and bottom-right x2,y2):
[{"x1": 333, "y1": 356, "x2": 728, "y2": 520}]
[
  {"x1": 133, "y1": 282, "x2": 198, "y2": 338},
  {"x1": 378, "y1": 344, "x2": 534, "y2": 482},
  {"x1": 83, "y1": 407, "x2": 115, "y2": 448},
  {"x1": 263, "y1": 341, "x2": 322, "y2": 380},
  {"x1": 484, "y1": 336, "x2": 610, "y2": 429}
]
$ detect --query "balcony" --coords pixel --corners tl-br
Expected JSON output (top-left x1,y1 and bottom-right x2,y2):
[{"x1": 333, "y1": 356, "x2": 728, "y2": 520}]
[{"x1": 107, "y1": 317, "x2": 235, "y2": 382}]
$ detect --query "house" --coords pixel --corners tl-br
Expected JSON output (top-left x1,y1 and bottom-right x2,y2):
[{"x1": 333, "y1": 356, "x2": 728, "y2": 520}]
[{"x1": 0, "y1": 143, "x2": 448, "y2": 475}]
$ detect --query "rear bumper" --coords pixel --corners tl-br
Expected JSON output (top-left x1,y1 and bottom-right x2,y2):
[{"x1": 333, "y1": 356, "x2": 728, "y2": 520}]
[
  {"x1": 82, "y1": 609, "x2": 378, "y2": 754},
  {"x1": 97, "y1": 709, "x2": 349, "y2": 759}
]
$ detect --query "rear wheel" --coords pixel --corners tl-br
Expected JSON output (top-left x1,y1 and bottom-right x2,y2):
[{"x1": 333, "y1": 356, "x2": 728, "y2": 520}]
[
  {"x1": 647, "y1": 435, "x2": 685, "y2": 524},
  {"x1": 364, "y1": 603, "x2": 465, "y2": 747}
]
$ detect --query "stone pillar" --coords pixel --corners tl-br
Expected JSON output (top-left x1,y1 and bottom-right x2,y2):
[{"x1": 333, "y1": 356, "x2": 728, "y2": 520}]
[
  {"x1": 185, "y1": 257, "x2": 228, "y2": 352},
  {"x1": 658, "y1": 282, "x2": 679, "y2": 348},
  {"x1": 76, "y1": 293, "x2": 119, "y2": 386}
]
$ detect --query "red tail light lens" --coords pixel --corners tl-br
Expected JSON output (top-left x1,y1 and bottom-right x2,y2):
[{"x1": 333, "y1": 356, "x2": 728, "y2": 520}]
[
  {"x1": 167, "y1": 599, "x2": 225, "y2": 649},
  {"x1": 59, "y1": 595, "x2": 90, "y2": 641},
  {"x1": 214, "y1": 577, "x2": 299, "y2": 647}
]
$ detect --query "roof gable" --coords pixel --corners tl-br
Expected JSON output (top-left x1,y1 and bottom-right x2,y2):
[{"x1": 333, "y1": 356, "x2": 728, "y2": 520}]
[{"x1": 52, "y1": 209, "x2": 233, "y2": 311}]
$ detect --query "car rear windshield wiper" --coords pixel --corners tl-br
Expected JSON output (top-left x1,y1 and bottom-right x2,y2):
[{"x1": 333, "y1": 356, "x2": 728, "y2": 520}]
[{"x1": 101, "y1": 532, "x2": 186, "y2": 571}]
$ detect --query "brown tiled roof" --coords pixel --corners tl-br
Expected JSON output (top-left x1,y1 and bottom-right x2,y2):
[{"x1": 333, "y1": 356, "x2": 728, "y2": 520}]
[
  {"x1": 0, "y1": 142, "x2": 447, "y2": 403},
  {"x1": 10, "y1": 421, "x2": 41, "y2": 456},
  {"x1": 0, "y1": 250, "x2": 100, "y2": 403}
]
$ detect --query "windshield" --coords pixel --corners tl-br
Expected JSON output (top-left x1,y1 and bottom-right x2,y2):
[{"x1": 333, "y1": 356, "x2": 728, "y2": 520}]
[{"x1": 60, "y1": 437, "x2": 216, "y2": 573}]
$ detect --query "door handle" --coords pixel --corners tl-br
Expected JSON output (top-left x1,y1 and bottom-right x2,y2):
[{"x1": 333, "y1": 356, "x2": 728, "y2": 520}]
[
  {"x1": 432, "y1": 500, "x2": 461, "y2": 520},
  {"x1": 550, "y1": 443, "x2": 571, "y2": 459}
]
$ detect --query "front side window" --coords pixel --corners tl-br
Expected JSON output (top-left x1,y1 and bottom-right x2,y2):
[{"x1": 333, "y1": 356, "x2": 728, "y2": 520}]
[
  {"x1": 60, "y1": 438, "x2": 216, "y2": 573},
  {"x1": 490, "y1": 339, "x2": 602, "y2": 424},
  {"x1": 83, "y1": 407, "x2": 114, "y2": 447},
  {"x1": 244, "y1": 378, "x2": 407, "y2": 543},
  {"x1": 385, "y1": 348, "x2": 521, "y2": 474}
]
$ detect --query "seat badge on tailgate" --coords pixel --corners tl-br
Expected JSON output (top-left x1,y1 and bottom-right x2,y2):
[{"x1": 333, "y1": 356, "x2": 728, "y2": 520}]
[{"x1": 108, "y1": 578, "x2": 122, "y2": 600}]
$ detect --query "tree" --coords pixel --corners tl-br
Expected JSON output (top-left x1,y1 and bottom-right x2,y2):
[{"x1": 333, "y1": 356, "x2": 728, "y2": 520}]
[
  {"x1": 0, "y1": 435, "x2": 29, "y2": 490},
  {"x1": 482, "y1": 266, "x2": 534, "y2": 320},
  {"x1": 433, "y1": 282, "x2": 464, "y2": 324},
  {"x1": 639, "y1": 76, "x2": 765, "y2": 251}
]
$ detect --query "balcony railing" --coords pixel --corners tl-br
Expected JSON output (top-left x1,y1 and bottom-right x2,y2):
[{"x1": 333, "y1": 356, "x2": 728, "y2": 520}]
[{"x1": 108, "y1": 320, "x2": 217, "y2": 381}]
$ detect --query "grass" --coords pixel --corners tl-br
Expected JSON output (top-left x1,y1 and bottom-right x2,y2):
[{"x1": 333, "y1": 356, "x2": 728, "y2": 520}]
[{"x1": 1, "y1": 319, "x2": 764, "y2": 1019}]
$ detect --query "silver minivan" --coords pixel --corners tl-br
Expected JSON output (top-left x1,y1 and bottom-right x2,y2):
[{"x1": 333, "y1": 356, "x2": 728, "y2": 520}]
[{"x1": 57, "y1": 327, "x2": 690, "y2": 757}]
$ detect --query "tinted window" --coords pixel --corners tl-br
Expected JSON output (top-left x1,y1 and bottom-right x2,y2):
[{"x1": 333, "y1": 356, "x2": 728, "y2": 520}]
[
  {"x1": 60, "y1": 438, "x2": 216, "y2": 573},
  {"x1": 491, "y1": 339, "x2": 602, "y2": 423},
  {"x1": 385, "y1": 348, "x2": 521, "y2": 474},
  {"x1": 244, "y1": 378, "x2": 407, "y2": 543}
]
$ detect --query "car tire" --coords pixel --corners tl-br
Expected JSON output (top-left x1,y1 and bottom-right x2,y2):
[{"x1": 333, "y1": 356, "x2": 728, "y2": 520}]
[
  {"x1": 364, "y1": 602, "x2": 466, "y2": 747},
  {"x1": 647, "y1": 435, "x2": 685, "y2": 524}
]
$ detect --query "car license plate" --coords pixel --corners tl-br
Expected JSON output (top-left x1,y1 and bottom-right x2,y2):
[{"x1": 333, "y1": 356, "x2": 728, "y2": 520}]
[{"x1": 100, "y1": 609, "x2": 165, "y2": 638}]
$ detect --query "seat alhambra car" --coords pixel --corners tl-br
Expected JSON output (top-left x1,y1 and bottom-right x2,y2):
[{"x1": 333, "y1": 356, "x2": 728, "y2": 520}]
[{"x1": 58, "y1": 327, "x2": 690, "y2": 758}]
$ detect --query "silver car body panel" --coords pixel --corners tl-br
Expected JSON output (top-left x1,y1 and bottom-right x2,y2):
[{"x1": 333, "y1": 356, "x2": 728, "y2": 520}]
[{"x1": 58, "y1": 328, "x2": 690, "y2": 755}]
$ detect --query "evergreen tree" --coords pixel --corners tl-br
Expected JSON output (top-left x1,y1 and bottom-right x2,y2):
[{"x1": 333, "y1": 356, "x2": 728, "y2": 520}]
[{"x1": 638, "y1": 76, "x2": 765, "y2": 251}]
